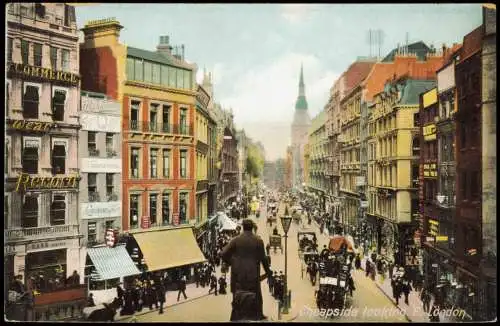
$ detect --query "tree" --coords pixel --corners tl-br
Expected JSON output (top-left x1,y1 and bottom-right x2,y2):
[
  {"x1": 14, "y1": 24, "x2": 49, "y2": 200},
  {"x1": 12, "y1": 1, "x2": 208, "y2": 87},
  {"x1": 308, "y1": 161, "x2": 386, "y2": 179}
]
[{"x1": 246, "y1": 143, "x2": 264, "y2": 179}]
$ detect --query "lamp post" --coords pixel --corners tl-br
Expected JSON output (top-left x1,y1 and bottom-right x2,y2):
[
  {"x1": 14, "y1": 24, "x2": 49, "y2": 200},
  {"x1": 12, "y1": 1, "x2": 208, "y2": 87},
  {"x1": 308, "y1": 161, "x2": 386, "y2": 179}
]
[{"x1": 280, "y1": 213, "x2": 292, "y2": 314}]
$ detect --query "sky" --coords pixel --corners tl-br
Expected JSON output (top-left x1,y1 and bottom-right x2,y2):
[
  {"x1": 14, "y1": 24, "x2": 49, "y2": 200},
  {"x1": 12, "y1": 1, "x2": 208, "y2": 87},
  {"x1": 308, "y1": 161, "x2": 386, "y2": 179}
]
[{"x1": 74, "y1": 4, "x2": 483, "y2": 160}]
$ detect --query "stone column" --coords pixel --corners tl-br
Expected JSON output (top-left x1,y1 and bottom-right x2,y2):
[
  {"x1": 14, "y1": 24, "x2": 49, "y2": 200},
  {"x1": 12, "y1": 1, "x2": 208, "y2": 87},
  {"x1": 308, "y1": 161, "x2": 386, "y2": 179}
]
[
  {"x1": 40, "y1": 192, "x2": 51, "y2": 227},
  {"x1": 66, "y1": 244, "x2": 81, "y2": 280},
  {"x1": 11, "y1": 192, "x2": 23, "y2": 228}
]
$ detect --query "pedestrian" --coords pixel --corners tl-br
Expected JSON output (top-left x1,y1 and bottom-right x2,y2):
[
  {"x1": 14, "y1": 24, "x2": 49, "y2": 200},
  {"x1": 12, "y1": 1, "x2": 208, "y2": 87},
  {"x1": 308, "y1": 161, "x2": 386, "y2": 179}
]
[
  {"x1": 365, "y1": 260, "x2": 371, "y2": 277},
  {"x1": 354, "y1": 253, "x2": 361, "y2": 270},
  {"x1": 157, "y1": 279, "x2": 166, "y2": 314},
  {"x1": 194, "y1": 267, "x2": 200, "y2": 288},
  {"x1": 177, "y1": 275, "x2": 188, "y2": 302},
  {"x1": 220, "y1": 218, "x2": 273, "y2": 321},
  {"x1": 116, "y1": 282, "x2": 125, "y2": 307},
  {"x1": 86, "y1": 293, "x2": 96, "y2": 307},
  {"x1": 394, "y1": 279, "x2": 402, "y2": 305},
  {"x1": 402, "y1": 279, "x2": 412, "y2": 305},
  {"x1": 219, "y1": 275, "x2": 227, "y2": 295},
  {"x1": 267, "y1": 273, "x2": 274, "y2": 295},
  {"x1": 421, "y1": 288, "x2": 431, "y2": 312},
  {"x1": 266, "y1": 243, "x2": 271, "y2": 257},
  {"x1": 209, "y1": 273, "x2": 218, "y2": 295}
]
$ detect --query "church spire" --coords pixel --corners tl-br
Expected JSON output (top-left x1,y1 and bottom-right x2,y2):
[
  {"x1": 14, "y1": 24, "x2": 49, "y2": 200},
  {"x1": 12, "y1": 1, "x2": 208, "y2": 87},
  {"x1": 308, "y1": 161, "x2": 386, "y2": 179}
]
[{"x1": 295, "y1": 63, "x2": 308, "y2": 111}]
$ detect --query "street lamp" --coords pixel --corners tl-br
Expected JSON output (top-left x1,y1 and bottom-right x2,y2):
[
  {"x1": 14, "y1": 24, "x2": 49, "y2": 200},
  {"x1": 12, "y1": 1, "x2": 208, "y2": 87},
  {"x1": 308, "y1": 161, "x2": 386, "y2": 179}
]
[{"x1": 280, "y1": 213, "x2": 292, "y2": 314}]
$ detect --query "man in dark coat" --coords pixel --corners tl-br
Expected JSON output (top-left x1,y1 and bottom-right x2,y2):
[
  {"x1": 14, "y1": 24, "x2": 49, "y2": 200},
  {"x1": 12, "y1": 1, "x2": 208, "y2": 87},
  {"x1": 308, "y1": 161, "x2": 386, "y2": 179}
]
[
  {"x1": 157, "y1": 280, "x2": 166, "y2": 314},
  {"x1": 177, "y1": 275, "x2": 188, "y2": 301},
  {"x1": 220, "y1": 219, "x2": 273, "y2": 321},
  {"x1": 209, "y1": 273, "x2": 218, "y2": 295},
  {"x1": 218, "y1": 275, "x2": 227, "y2": 295}
]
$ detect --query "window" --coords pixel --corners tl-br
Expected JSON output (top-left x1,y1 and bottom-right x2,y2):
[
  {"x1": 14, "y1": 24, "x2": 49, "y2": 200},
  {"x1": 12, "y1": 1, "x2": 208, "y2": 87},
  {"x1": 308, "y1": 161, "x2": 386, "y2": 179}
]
[
  {"x1": 168, "y1": 66, "x2": 176, "y2": 87},
  {"x1": 135, "y1": 60, "x2": 143, "y2": 81},
  {"x1": 149, "y1": 104, "x2": 158, "y2": 132},
  {"x1": 162, "y1": 105, "x2": 171, "y2": 133},
  {"x1": 161, "y1": 65, "x2": 169, "y2": 87},
  {"x1": 5, "y1": 139, "x2": 8, "y2": 175},
  {"x1": 106, "y1": 173, "x2": 114, "y2": 197},
  {"x1": 61, "y1": 49, "x2": 70, "y2": 72},
  {"x1": 126, "y1": 57, "x2": 135, "y2": 80},
  {"x1": 52, "y1": 90, "x2": 66, "y2": 121},
  {"x1": 144, "y1": 61, "x2": 152, "y2": 83},
  {"x1": 179, "y1": 193, "x2": 187, "y2": 223},
  {"x1": 130, "y1": 194, "x2": 140, "y2": 228},
  {"x1": 152, "y1": 64, "x2": 160, "y2": 84},
  {"x1": 131, "y1": 148, "x2": 140, "y2": 178},
  {"x1": 88, "y1": 222, "x2": 97, "y2": 244},
  {"x1": 130, "y1": 101, "x2": 140, "y2": 130},
  {"x1": 413, "y1": 113, "x2": 420, "y2": 127},
  {"x1": 50, "y1": 46, "x2": 57, "y2": 70},
  {"x1": 88, "y1": 131, "x2": 98, "y2": 156},
  {"x1": 7, "y1": 38, "x2": 13, "y2": 62},
  {"x1": 6, "y1": 82, "x2": 10, "y2": 115},
  {"x1": 88, "y1": 173, "x2": 98, "y2": 202},
  {"x1": 162, "y1": 193, "x2": 170, "y2": 225},
  {"x1": 470, "y1": 171, "x2": 479, "y2": 200},
  {"x1": 23, "y1": 85, "x2": 40, "y2": 119},
  {"x1": 33, "y1": 43, "x2": 42, "y2": 67},
  {"x1": 22, "y1": 138, "x2": 39, "y2": 174},
  {"x1": 50, "y1": 194, "x2": 66, "y2": 225},
  {"x1": 149, "y1": 194, "x2": 157, "y2": 224},
  {"x1": 105, "y1": 220, "x2": 114, "y2": 230},
  {"x1": 177, "y1": 68, "x2": 184, "y2": 88},
  {"x1": 180, "y1": 150, "x2": 187, "y2": 178},
  {"x1": 412, "y1": 137, "x2": 420, "y2": 156},
  {"x1": 180, "y1": 108, "x2": 187, "y2": 134},
  {"x1": 163, "y1": 149, "x2": 170, "y2": 178},
  {"x1": 21, "y1": 40, "x2": 29, "y2": 65},
  {"x1": 106, "y1": 133, "x2": 114, "y2": 155},
  {"x1": 51, "y1": 141, "x2": 66, "y2": 175},
  {"x1": 22, "y1": 195, "x2": 38, "y2": 228},
  {"x1": 150, "y1": 149, "x2": 158, "y2": 178},
  {"x1": 184, "y1": 70, "x2": 191, "y2": 89},
  {"x1": 4, "y1": 195, "x2": 9, "y2": 229}
]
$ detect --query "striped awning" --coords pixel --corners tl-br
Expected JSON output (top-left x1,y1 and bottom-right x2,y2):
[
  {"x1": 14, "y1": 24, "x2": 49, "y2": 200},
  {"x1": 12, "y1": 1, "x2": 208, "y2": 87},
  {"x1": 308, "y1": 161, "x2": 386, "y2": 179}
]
[{"x1": 87, "y1": 245, "x2": 141, "y2": 280}]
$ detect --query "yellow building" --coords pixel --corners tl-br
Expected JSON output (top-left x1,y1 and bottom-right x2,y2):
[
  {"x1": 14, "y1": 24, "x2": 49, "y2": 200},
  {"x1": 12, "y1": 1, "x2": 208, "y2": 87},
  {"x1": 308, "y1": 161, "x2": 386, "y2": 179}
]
[
  {"x1": 307, "y1": 110, "x2": 328, "y2": 208},
  {"x1": 195, "y1": 83, "x2": 210, "y2": 231},
  {"x1": 367, "y1": 77, "x2": 436, "y2": 259}
]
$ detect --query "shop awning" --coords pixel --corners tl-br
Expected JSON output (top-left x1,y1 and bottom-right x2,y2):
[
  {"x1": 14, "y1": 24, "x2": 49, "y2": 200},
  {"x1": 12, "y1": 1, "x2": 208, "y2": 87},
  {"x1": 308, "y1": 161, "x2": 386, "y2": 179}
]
[
  {"x1": 87, "y1": 245, "x2": 141, "y2": 280},
  {"x1": 217, "y1": 212, "x2": 238, "y2": 231},
  {"x1": 133, "y1": 227, "x2": 207, "y2": 272}
]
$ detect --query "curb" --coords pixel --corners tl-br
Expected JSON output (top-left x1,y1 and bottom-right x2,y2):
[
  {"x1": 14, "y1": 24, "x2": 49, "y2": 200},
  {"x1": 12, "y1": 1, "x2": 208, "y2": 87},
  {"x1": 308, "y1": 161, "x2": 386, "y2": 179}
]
[
  {"x1": 116, "y1": 292, "x2": 212, "y2": 322},
  {"x1": 373, "y1": 282, "x2": 412, "y2": 323}
]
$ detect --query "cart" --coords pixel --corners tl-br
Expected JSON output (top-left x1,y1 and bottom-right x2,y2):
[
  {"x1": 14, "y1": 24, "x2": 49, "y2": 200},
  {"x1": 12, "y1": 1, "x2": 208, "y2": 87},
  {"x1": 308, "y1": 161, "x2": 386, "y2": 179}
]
[
  {"x1": 269, "y1": 235, "x2": 283, "y2": 254},
  {"x1": 297, "y1": 231, "x2": 318, "y2": 257}
]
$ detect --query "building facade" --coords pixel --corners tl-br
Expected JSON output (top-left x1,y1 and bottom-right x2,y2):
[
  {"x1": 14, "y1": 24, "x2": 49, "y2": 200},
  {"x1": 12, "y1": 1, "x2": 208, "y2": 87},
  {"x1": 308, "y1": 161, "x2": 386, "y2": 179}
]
[
  {"x1": 5, "y1": 2, "x2": 84, "y2": 287},
  {"x1": 307, "y1": 110, "x2": 328, "y2": 209},
  {"x1": 291, "y1": 65, "x2": 311, "y2": 188},
  {"x1": 78, "y1": 91, "x2": 122, "y2": 247},
  {"x1": 79, "y1": 21, "x2": 198, "y2": 232},
  {"x1": 285, "y1": 146, "x2": 293, "y2": 190},
  {"x1": 368, "y1": 77, "x2": 436, "y2": 264}
]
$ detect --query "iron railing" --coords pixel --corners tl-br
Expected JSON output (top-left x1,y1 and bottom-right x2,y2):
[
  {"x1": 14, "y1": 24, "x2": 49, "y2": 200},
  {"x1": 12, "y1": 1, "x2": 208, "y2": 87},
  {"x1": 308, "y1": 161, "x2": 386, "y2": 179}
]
[{"x1": 126, "y1": 121, "x2": 194, "y2": 136}]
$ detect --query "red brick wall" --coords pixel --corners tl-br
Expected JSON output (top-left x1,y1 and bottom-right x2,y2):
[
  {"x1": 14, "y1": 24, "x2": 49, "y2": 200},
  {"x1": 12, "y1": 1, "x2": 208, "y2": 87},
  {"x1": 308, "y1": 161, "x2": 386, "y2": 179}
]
[{"x1": 80, "y1": 47, "x2": 118, "y2": 99}]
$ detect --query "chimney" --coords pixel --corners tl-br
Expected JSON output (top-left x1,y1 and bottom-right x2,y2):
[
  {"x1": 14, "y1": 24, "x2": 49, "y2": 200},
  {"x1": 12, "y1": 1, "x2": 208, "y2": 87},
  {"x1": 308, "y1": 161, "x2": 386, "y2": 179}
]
[
  {"x1": 157, "y1": 35, "x2": 173, "y2": 56},
  {"x1": 81, "y1": 18, "x2": 123, "y2": 47}
]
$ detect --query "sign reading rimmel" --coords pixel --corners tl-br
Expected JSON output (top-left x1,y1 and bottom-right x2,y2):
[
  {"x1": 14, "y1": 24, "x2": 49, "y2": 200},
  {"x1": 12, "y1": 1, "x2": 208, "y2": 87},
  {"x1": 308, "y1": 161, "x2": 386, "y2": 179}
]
[
  {"x1": 15, "y1": 173, "x2": 79, "y2": 192},
  {"x1": 7, "y1": 62, "x2": 80, "y2": 86}
]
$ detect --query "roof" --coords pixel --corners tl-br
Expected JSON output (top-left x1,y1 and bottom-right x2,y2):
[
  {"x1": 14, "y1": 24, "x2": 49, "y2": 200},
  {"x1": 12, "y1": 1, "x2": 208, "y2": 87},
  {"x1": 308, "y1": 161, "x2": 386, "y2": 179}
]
[
  {"x1": 133, "y1": 227, "x2": 207, "y2": 272},
  {"x1": 343, "y1": 61, "x2": 376, "y2": 96},
  {"x1": 295, "y1": 96, "x2": 308, "y2": 110},
  {"x1": 87, "y1": 245, "x2": 141, "y2": 280},
  {"x1": 382, "y1": 41, "x2": 431, "y2": 62},
  {"x1": 399, "y1": 79, "x2": 437, "y2": 105},
  {"x1": 459, "y1": 25, "x2": 483, "y2": 63},
  {"x1": 127, "y1": 46, "x2": 193, "y2": 70}
]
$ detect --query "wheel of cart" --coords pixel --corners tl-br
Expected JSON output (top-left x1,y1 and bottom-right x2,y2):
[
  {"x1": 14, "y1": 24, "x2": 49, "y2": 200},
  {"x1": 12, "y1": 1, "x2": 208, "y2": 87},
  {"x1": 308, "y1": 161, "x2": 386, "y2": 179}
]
[{"x1": 269, "y1": 235, "x2": 283, "y2": 254}]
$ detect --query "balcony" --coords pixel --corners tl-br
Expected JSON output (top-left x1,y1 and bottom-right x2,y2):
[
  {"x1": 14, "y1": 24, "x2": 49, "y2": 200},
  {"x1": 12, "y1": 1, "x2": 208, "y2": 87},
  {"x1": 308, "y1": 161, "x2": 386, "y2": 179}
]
[
  {"x1": 106, "y1": 193, "x2": 118, "y2": 201},
  {"x1": 88, "y1": 192, "x2": 101, "y2": 202},
  {"x1": 6, "y1": 225, "x2": 80, "y2": 242},
  {"x1": 125, "y1": 121, "x2": 194, "y2": 136},
  {"x1": 106, "y1": 149, "x2": 118, "y2": 158},
  {"x1": 88, "y1": 148, "x2": 100, "y2": 157}
]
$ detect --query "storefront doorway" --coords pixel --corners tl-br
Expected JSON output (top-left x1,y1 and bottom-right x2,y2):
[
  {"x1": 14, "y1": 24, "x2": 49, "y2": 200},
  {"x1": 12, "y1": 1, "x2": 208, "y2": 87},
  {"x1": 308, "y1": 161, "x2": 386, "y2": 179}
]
[{"x1": 25, "y1": 249, "x2": 67, "y2": 293}]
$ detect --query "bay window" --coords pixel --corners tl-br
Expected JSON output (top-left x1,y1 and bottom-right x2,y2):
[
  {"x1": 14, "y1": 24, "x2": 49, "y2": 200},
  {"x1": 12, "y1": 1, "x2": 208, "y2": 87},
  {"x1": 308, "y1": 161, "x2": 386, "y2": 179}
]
[
  {"x1": 152, "y1": 64, "x2": 160, "y2": 84},
  {"x1": 168, "y1": 66, "x2": 176, "y2": 87},
  {"x1": 23, "y1": 84, "x2": 40, "y2": 119},
  {"x1": 22, "y1": 195, "x2": 38, "y2": 228},
  {"x1": 144, "y1": 61, "x2": 152, "y2": 83},
  {"x1": 135, "y1": 60, "x2": 143, "y2": 81},
  {"x1": 126, "y1": 57, "x2": 135, "y2": 81},
  {"x1": 52, "y1": 89, "x2": 66, "y2": 121},
  {"x1": 161, "y1": 65, "x2": 169, "y2": 87},
  {"x1": 177, "y1": 69, "x2": 184, "y2": 88},
  {"x1": 50, "y1": 194, "x2": 66, "y2": 225}
]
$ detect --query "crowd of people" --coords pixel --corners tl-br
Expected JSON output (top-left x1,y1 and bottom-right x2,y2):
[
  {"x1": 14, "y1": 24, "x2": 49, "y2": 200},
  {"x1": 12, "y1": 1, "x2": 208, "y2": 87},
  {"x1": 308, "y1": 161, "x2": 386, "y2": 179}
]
[
  {"x1": 9, "y1": 269, "x2": 82, "y2": 299},
  {"x1": 114, "y1": 276, "x2": 168, "y2": 315}
]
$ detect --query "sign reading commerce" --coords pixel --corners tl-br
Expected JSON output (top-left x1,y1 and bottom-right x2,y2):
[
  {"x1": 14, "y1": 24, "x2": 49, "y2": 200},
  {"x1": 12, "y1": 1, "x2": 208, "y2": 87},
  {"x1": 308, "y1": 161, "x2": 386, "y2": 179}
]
[
  {"x1": 15, "y1": 173, "x2": 79, "y2": 192},
  {"x1": 7, "y1": 63, "x2": 80, "y2": 86}
]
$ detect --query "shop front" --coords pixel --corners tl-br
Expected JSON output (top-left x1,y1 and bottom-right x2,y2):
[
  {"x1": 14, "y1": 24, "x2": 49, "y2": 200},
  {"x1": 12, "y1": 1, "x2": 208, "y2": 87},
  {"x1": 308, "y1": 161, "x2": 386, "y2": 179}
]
[{"x1": 194, "y1": 219, "x2": 210, "y2": 258}]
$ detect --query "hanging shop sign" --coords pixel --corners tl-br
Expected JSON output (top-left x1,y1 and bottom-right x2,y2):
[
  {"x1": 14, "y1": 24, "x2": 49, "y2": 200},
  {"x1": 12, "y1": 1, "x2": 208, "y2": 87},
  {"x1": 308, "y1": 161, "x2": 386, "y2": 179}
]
[
  {"x1": 141, "y1": 216, "x2": 151, "y2": 229},
  {"x1": 7, "y1": 62, "x2": 80, "y2": 86},
  {"x1": 428, "y1": 219, "x2": 439, "y2": 236},
  {"x1": 15, "y1": 173, "x2": 79, "y2": 192},
  {"x1": 423, "y1": 124, "x2": 437, "y2": 141},
  {"x1": 424, "y1": 163, "x2": 438, "y2": 178},
  {"x1": 8, "y1": 119, "x2": 56, "y2": 132}
]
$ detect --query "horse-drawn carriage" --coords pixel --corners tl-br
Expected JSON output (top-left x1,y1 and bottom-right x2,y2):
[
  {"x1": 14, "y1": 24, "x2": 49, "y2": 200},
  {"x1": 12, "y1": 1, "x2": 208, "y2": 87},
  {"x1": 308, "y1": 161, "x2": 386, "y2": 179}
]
[
  {"x1": 291, "y1": 205, "x2": 303, "y2": 224},
  {"x1": 297, "y1": 232, "x2": 318, "y2": 258},
  {"x1": 83, "y1": 297, "x2": 121, "y2": 321},
  {"x1": 269, "y1": 235, "x2": 283, "y2": 254}
]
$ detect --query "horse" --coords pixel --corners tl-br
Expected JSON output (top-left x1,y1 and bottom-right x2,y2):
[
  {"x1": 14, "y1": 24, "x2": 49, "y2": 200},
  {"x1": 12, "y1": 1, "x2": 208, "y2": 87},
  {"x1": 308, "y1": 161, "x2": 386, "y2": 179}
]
[{"x1": 84, "y1": 297, "x2": 121, "y2": 321}]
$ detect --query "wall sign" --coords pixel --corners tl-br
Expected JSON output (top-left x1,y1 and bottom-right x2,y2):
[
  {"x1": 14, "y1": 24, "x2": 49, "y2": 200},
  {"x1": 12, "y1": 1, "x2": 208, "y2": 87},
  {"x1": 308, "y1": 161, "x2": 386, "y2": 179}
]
[
  {"x1": 8, "y1": 119, "x2": 56, "y2": 132},
  {"x1": 80, "y1": 201, "x2": 121, "y2": 219},
  {"x1": 428, "y1": 219, "x2": 439, "y2": 236},
  {"x1": 80, "y1": 158, "x2": 121, "y2": 173},
  {"x1": 7, "y1": 62, "x2": 80, "y2": 86},
  {"x1": 423, "y1": 124, "x2": 437, "y2": 141},
  {"x1": 27, "y1": 240, "x2": 68, "y2": 252},
  {"x1": 16, "y1": 173, "x2": 79, "y2": 192},
  {"x1": 423, "y1": 163, "x2": 437, "y2": 178}
]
